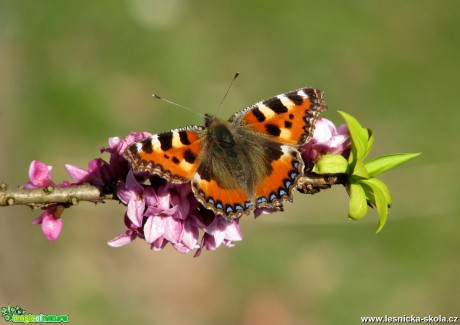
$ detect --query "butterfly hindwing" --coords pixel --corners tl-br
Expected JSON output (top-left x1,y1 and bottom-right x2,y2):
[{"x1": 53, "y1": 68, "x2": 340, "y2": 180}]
[
  {"x1": 124, "y1": 126, "x2": 204, "y2": 183},
  {"x1": 230, "y1": 87, "x2": 326, "y2": 146},
  {"x1": 253, "y1": 144, "x2": 305, "y2": 208}
]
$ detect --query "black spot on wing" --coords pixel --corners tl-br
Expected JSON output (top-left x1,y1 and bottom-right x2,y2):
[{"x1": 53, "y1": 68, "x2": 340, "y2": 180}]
[
  {"x1": 251, "y1": 107, "x2": 266, "y2": 122},
  {"x1": 286, "y1": 93, "x2": 304, "y2": 105},
  {"x1": 183, "y1": 149, "x2": 197, "y2": 164},
  {"x1": 264, "y1": 97, "x2": 288, "y2": 114},
  {"x1": 141, "y1": 139, "x2": 153, "y2": 153},
  {"x1": 179, "y1": 131, "x2": 191, "y2": 145},
  {"x1": 265, "y1": 124, "x2": 281, "y2": 137},
  {"x1": 284, "y1": 121, "x2": 292, "y2": 129},
  {"x1": 172, "y1": 156, "x2": 180, "y2": 164},
  {"x1": 159, "y1": 133, "x2": 173, "y2": 151}
]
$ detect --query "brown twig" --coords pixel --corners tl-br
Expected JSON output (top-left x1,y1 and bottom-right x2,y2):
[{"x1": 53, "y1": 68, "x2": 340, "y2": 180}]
[
  {"x1": 0, "y1": 182, "x2": 114, "y2": 208},
  {"x1": 297, "y1": 173, "x2": 345, "y2": 194}
]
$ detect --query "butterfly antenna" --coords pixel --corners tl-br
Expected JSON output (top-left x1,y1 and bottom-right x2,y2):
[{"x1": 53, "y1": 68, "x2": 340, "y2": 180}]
[
  {"x1": 214, "y1": 72, "x2": 240, "y2": 117},
  {"x1": 152, "y1": 94, "x2": 205, "y2": 118}
]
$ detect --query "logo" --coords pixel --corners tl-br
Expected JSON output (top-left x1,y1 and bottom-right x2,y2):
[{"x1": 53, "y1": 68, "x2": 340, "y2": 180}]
[
  {"x1": 124, "y1": 87, "x2": 326, "y2": 219},
  {"x1": 1, "y1": 304, "x2": 69, "y2": 323}
]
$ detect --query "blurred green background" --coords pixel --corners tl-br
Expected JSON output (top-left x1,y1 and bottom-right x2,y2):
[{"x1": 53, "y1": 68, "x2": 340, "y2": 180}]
[{"x1": 1, "y1": 1, "x2": 459, "y2": 324}]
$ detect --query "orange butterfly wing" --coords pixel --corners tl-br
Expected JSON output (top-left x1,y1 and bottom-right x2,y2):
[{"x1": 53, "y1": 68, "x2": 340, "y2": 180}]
[
  {"x1": 230, "y1": 87, "x2": 326, "y2": 146},
  {"x1": 123, "y1": 127, "x2": 204, "y2": 183}
]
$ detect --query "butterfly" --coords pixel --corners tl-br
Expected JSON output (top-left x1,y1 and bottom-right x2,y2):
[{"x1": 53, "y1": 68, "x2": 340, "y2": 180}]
[{"x1": 123, "y1": 87, "x2": 326, "y2": 219}]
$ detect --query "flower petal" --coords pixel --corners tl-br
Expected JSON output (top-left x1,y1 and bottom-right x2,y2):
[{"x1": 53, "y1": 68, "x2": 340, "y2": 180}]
[
  {"x1": 180, "y1": 219, "x2": 199, "y2": 250},
  {"x1": 144, "y1": 205, "x2": 178, "y2": 217},
  {"x1": 173, "y1": 243, "x2": 192, "y2": 254},
  {"x1": 41, "y1": 213, "x2": 63, "y2": 241},
  {"x1": 108, "y1": 137, "x2": 120, "y2": 150},
  {"x1": 201, "y1": 233, "x2": 217, "y2": 251},
  {"x1": 117, "y1": 181, "x2": 133, "y2": 204},
  {"x1": 162, "y1": 217, "x2": 183, "y2": 243},
  {"x1": 107, "y1": 230, "x2": 137, "y2": 247},
  {"x1": 313, "y1": 118, "x2": 336, "y2": 141},
  {"x1": 144, "y1": 216, "x2": 165, "y2": 243},
  {"x1": 151, "y1": 236, "x2": 168, "y2": 251},
  {"x1": 125, "y1": 170, "x2": 144, "y2": 194},
  {"x1": 223, "y1": 222, "x2": 243, "y2": 241},
  {"x1": 25, "y1": 160, "x2": 54, "y2": 188},
  {"x1": 32, "y1": 214, "x2": 45, "y2": 225},
  {"x1": 65, "y1": 164, "x2": 90, "y2": 183},
  {"x1": 143, "y1": 187, "x2": 158, "y2": 207},
  {"x1": 127, "y1": 198, "x2": 145, "y2": 227},
  {"x1": 204, "y1": 217, "x2": 226, "y2": 247}
]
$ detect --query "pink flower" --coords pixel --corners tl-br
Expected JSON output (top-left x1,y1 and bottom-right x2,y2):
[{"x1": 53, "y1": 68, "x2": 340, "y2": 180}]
[
  {"x1": 24, "y1": 160, "x2": 56, "y2": 189},
  {"x1": 32, "y1": 205, "x2": 64, "y2": 241},
  {"x1": 117, "y1": 171, "x2": 149, "y2": 227},
  {"x1": 24, "y1": 160, "x2": 67, "y2": 241},
  {"x1": 301, "y1": 118, "x2": 350, "y2": 165},
  {"x1": 101, "y1": 132, "x2": 152, "y2": 179},
  {"x1": 65, "y1": 159, "x2": 113, "y2": 186},
  {"x1": 194, "y1": 214, "x2": 243, "y2": 257},
  {"x1": 145, "y1": 183, "x2": 201, "y2": 253},
  {"x1": 102, "y1": 132, "x2": 152, "y2": 157}
]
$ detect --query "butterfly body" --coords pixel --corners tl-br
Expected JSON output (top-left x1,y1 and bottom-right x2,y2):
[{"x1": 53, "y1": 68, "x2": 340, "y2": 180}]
[{"x1": 124, "y1": 87, "x2": 326, "y2": 219}]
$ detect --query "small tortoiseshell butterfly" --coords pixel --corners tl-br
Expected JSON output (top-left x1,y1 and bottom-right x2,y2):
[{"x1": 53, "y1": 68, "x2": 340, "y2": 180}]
[{"x1": 124, "y1": 87, "x2": 326, "y2": 219}]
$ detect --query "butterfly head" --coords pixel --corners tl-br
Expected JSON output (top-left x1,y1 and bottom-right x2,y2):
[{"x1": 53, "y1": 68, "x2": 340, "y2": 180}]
[
  {"x1": 204, "y1": 113, "x2": 215, "y2": 127},
  {"x1": 204, "y1": 114, "x2": 236, "y2": 149}
]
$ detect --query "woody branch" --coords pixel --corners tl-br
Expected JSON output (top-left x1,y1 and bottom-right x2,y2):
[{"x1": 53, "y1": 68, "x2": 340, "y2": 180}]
[
  {"x1": 0, "y1": 172, "x2": 343, "y2": 208},
  {"x1": 0, "y1": 182, "x2": 114, "y2": 208}
]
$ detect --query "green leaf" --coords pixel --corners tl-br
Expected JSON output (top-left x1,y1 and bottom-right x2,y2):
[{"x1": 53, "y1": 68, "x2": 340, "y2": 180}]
[
  {"x1": 362, "y1": 179, "x2": 389, "y2": 233},
  {"x1": 362, "y1": 177, "x2": 392, "y2": 207},
  {"x1": 347, "y1": 147, "x2": 356, "y2": 165},
  {"x1": 362, "y1": 184, "x2": 376, "y2": 207},
  {"x1": 338, "y1": 111, "x2": 368, "y2": 160},
  {"x1": 352, "y1": 159, "x2": 369, "y2": 178},
  {"x1": 365, "y1": 153, "x2": 421, "y2": 176},
  {"x1": 363, "y1": 128, "x2": 374, "y2": 159},
  {"x1": 361, "y1": 178, "x2": 391, "y2": 233},
  {"x1": 348, "y1": 182, "x2": 368, "y2": 220},
  {"x1": 312, "y1": 154, "x2": 349, "y2": 174}
]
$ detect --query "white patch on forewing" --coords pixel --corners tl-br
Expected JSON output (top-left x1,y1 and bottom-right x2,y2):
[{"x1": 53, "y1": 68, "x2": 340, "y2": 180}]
[
  {"x1": 136, "y1": 142, "x2": 144, "y2": 152},
  {"x1": 297, "y1": 89, "x2": 309, "y2": 98},
  {"x1": 278, "y1": 95, "x2": 295, "y2": 110},
  {"x1": 145, "y1": 135, "x2": 160, "y2": 151},
  {"x1": 257, "y1": 103, "x2": 276, "y2": 119},
  {"x1": 172, "y1": 131, "x2": 182, "y2": 148}
]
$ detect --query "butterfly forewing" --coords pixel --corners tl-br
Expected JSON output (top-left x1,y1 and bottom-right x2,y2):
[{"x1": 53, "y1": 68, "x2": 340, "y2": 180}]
[
  {"x1": 124, "y1": 126, "x2": 204, "y2": 183},
  {"x1": 230, "y1": 87, "x2": 326, "y2": 146}
]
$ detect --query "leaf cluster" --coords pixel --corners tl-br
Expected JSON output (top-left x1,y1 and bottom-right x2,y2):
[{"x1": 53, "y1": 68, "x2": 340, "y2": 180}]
[{"x1": 313, "y1": 111, "x2": 420, "y2": 232}]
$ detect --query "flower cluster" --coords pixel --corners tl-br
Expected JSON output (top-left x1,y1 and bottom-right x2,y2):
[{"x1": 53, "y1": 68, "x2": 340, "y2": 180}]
[
  {"x1": 25, "y1": 161, "x2": 69, "y2": 241},
  {"x1": 25, "y1": 118, "x2": 351, "y2": 256}
]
